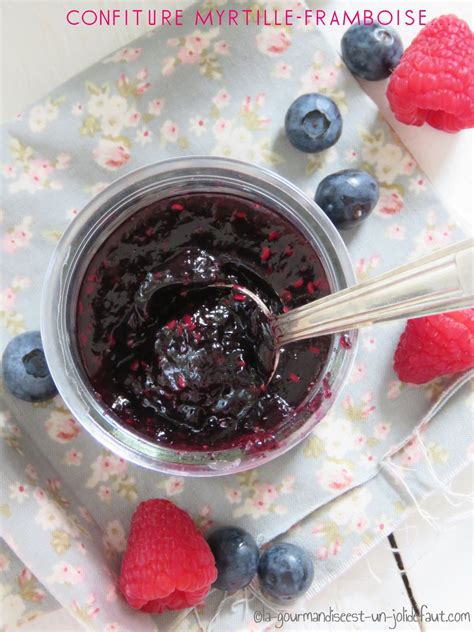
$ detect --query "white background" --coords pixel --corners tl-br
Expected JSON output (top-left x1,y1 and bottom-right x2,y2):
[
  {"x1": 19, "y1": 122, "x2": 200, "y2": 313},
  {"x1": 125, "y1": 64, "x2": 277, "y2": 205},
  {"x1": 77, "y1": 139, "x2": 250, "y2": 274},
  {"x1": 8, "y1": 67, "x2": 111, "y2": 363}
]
[{"x1": 1, "y1": 1, "x2": 473, "y2": 629}]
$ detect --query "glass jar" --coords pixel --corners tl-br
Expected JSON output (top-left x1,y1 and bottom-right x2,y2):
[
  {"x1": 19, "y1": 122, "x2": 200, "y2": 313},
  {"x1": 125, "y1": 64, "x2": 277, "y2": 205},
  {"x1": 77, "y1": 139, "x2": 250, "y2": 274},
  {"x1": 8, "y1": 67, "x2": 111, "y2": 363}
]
[{"x1": 41, "y1": 157, "x2": 357, "y2": 476}]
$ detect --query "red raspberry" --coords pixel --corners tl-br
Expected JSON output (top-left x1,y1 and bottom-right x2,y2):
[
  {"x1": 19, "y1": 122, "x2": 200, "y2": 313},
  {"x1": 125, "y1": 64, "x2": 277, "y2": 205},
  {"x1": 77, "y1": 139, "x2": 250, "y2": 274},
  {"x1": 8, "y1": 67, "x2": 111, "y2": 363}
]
[
  {"x1": 387, "y1": 15, "x2": 474, "y2": 133},
  {"x1": 393, "y1": 309, "x2": 474, "y2": 384},
  {"x1": 119, "y1": 499, "x2": 217, "y2": 613}
]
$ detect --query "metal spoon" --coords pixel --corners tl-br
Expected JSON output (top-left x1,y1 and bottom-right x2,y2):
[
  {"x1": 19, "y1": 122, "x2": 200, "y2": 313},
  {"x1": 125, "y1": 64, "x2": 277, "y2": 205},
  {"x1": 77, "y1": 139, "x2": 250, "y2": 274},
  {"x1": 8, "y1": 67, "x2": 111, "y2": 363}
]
[{"x1": 219, "y1": 239, "x2": 474, "y2": 379}]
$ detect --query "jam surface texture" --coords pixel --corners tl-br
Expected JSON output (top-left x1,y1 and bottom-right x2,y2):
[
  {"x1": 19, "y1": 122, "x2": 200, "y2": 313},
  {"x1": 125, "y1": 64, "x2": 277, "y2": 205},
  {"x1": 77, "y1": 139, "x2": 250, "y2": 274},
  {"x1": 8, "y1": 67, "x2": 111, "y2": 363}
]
[{"x1": 77, "y1": 193, "x2": 332, "y2": 449}]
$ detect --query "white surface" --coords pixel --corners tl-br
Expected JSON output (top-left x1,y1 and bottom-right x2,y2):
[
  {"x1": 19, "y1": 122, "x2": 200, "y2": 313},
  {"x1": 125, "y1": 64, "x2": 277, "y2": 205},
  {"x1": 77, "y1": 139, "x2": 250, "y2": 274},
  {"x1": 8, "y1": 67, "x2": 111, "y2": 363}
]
[{"x1": 2, "y1": 1, "x2": 473, "y2": 630}]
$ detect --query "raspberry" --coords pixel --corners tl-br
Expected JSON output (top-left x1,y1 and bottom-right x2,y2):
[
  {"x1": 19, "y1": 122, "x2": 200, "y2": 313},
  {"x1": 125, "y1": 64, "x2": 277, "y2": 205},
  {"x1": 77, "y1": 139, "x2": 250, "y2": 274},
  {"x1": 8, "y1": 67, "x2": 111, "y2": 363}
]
[
  {"x1": 393, "y1": 309, "x2": 474, "y2": 384},
  {"x1": 387, "y1": 15, "x2": 474, "y2": 133},
  {"x1": 119, "y1": 499, "x2": 217, "y2": 613}
]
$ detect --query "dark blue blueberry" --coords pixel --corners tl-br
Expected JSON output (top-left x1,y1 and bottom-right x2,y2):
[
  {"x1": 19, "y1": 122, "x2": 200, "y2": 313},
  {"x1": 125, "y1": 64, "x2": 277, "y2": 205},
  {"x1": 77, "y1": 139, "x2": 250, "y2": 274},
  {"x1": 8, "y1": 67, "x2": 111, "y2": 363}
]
[
  {"x1": 2, "y1": 331, "x2": 57, "y2": 402},
  {"x1": 341, "y1": 23, "x2": 403, "y2": 81},
  {"x1": 315, "y1": 169, "x2": 379, "y2": 229},
  {"x1": 285, "y1": 94, "x2": 342, "y2": 153},
  {"x1": 258, "y1": 543, "x2": 314, "y2": 602},
  {"x1": 207, "y1": 526, "x2": 259, "y2": 592}
]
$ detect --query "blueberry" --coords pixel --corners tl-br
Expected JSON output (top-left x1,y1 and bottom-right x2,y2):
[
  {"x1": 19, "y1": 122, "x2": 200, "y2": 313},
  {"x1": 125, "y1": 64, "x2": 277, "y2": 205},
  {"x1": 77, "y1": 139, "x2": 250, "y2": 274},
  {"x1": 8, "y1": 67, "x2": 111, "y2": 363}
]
[
  {"x1": 315, "y1": 169, "x2": 379, "y2": 229},
  {"x1": 2, "y1": 331, "x2": 57, "y2": 402},
  {"x1": 207, "y1": 526, "x2": 259, "y2": 592},
  {"x1": 341, "y1": 23, "x2": 403, "y2": 81},
  {"x1": 258, "y1": 543, "x2": 314, "y2": 602},
  {"x1": 285, "y1": 94, "x2": 342, "y2": 153}
]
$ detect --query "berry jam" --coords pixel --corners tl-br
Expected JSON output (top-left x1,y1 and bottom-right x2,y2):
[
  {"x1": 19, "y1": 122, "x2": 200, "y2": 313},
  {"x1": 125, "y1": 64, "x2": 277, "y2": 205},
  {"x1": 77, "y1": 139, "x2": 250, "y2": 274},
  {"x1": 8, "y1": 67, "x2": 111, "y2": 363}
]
[{"x1": 77, "y1": 193, "x2": 332, "y2": 449}]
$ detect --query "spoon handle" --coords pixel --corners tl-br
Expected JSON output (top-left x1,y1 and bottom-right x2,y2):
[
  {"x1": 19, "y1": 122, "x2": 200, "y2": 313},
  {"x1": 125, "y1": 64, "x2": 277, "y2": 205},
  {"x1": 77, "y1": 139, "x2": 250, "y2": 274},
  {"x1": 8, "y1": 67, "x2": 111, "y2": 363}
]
[{"x1": 275, "y1": 239, "x2": 474, "y2": 345}]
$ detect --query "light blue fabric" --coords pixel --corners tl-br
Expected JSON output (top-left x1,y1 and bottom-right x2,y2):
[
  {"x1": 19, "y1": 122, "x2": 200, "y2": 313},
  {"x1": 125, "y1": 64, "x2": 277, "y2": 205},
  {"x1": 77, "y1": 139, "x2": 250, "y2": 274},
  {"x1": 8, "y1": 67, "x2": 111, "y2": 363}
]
[{"x1": 1, "y1": 3, "x2": 471, "y2": 629}]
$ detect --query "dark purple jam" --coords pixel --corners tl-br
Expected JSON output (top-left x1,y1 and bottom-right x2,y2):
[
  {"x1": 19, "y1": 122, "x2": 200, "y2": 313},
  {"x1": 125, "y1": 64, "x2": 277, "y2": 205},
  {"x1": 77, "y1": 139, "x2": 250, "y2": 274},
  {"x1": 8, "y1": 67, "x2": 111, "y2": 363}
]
[{"x1": 77, "y1": 193, "x2": 332, "y2": 449}]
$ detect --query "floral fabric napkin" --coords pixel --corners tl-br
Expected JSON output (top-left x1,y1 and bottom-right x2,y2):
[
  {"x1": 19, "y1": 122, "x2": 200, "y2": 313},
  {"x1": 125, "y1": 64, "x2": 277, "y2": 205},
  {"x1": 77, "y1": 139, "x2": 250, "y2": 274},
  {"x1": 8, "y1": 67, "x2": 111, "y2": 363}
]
[{"x1": 1, "y1": 1, "x2": 472, "y2": 629}]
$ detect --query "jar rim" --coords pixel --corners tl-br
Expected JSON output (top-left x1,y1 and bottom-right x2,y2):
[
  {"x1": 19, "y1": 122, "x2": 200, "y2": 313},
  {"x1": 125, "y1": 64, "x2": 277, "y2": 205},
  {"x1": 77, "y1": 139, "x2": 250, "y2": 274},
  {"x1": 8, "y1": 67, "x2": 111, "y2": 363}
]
[{"x1": 41, "y1": 157, "x2": 358, "y2": 476}]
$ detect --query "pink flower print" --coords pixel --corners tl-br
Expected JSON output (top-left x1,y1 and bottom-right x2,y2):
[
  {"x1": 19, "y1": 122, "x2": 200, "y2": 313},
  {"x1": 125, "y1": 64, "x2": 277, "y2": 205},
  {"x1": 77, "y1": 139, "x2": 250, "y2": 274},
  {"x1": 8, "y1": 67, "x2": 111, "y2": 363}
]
[
  {"x1": 98, "y1": 485, "x2": 112, "y2": 502},
  {"x1": 135, "y1": 127, "x2": 152, "y2": 146},
  {"x1": 25, "y1": 464, "x2": 38, "y2": 481},
  {"x1": 387, "y1": 223, "x2": 405, "y2": 240},
  {"x1": 354, "y1": 435, "x2": 366, "y2": 449},
  {"x1": 374, "y1": 422, "x2": 391, "y2": 440},
  {"x1": 272, "y1": 61, "x2": 292, "y2": 78},
  {"x1": 316, "y1": 546, "x2": 328, "y2": 561},
  {"x1": 317, "y1": 461, "x2": 353, "y2": 492},
  {"x1": 189, "y1": 35, "x2": 205, "y2": 53},
  {"x1": 148, "y1": 99, "x2": 164, "y2": 116},
  {"x1": 409, "y1": 176, "x2": 426, "y2": 193},
  {"x1": 117, "y1": 73, "x2": 129, "y2": 91},
  {"x1": 64, "y1": 449, "x2": 82, "y2": 466},
  {"x1": 124, "y1": 48, "x2": 142, "y2": 62},
  {"x1": 251, "y1": 494, "x2": 271, "y2": 516},
  {"x1": 50, "y1": 563, "x2": 85, "y2": 585},
  {"x1": 359, "y1": 453, "x2": 376, "y2": 468},
  {"x1": 71, "y1": 103, "x2": 84, "y2": 116},
  {"x1": 345, "y1": 149, "x2": 358, "y2": 163},
  {"x1": 27, "y1": 159, "x2": 54, "y2": 189},
  {"x1": 375, "y1": 515, "x2": 389, "y2": 532},
  {"x1": 164, "y1": 476, "x2": 184, "y2": 496},
  {"x1": 325, "y1": 66, "x2": 339, "y2": 88},
  {"x1": 312, "y1": 523, "x2": 324, "y2": 536},
  {"x1": 363, "y1": 335, "x2": 376, "y2": 352},
  {"x1": 99, "y1": 455, "x2": 113, "y2": 474},
  {"x1": 256, "y1": 29, "x2": 291, "y2": 57},
  {"x1": 189, "y1": 116, "x2": 207, "y2": 137},
  {"x1": 256, "y1": 483, "x2": 278, "y2": 501},
  {"x1": 214, "y1": 40, "x2": 230, "y2": 55},
  {"x1": 106, "y1": 47, "x2": 142, "y2": 63},
  {"x1": 349, "y1": 363, "x2": 366, "y2": 384},
  {"x1": 213, "y1": 118, "x2": 230, "y2": 138},
  {"x1": 0, "y1": 287, "x2": 16, "y2": 312},
  {"x1": 226, "y1": 488, "x2": 242, "y2": 504},
  {"x1": 2, "y1": 164, "x2": 16, "y2": 178},
  {"x1": 126, "y1": 109, "x2": 141, "y2": 127},
  {"x1": 280, "y1": 475, "x2": 295, "y2": 493},
  {"x1": 212, "y1": 89, "x2": 230, "y2": 108},
  {"x1": 79, "y1": 506, "x2": 94, "y2": 524},
  {"x1": 106, "y1": 584, "x2": 118, "y2": 603},
  {"x1": 178, "y1": 46, "x2": 200, "y2": 64},
  {"x1": 402, "y1": 156, "x2": 416, "y2": 175},
  {"x1": 55, "y1": 152, "x2": 71, "y2": 170},
  {"x1": 3, "y1": 216, "x2": 32, "y2": 253},
  {"x1": 136, "y1": 80, "x2": 151, "y2": 95},
  {"x1": 400, "y1": 437, "x2": 423, "y2": 466},
  {"x1": 45, "y1": 412, "x2": 80, "y2": 443},
  {"x1": 9, "y1": 481, "x2": 29, "y2": 503},
  {"x1": 0, "y1": 554, "x2": 10, "y2": 572},
  {"x1": 351, "y1": 515, "x2": 368, "y2": 533},
  {"x1": 105, "y1": 624, "x2": 119, "y2": 632},
  {"x1": 93, "y1": 139, "x2": 130, "y2": 171},
  {"x1": 33, "y1": 487, "x2": 47, "y2": 504},
  {"x1": 66, "y1": 207, "x2": 79, "y2": 220},
  {"x1": 162, "y1": 57, "x2": 175, "y2": 76},
  {"x1": 387, "y1": 380, "x2": 403, "y2": 400},
  {"x1": 77, "y1": 542, "x2": 87, "y2": 556},
  {"x1": 199, "y1": 505, "x2": 211, "y2": 518},
  {"x1": 136, "y1": 68, "x2": 148, "y2": 82},
  {"x1": 376, "y1": 189, "x2": 404, "y2": 217},
  {"x1": 46, "y1": 478, "x2": 62, "y2": 493},
  {"x1": 331, "y1": 538, "x2": 342, "y2": 556},
  {"x1": 356, "y1": 255, "x2": 380, "y2": 279},
  {"x1": 161, "y1": 120, "x2": 179, "y2": 143}
]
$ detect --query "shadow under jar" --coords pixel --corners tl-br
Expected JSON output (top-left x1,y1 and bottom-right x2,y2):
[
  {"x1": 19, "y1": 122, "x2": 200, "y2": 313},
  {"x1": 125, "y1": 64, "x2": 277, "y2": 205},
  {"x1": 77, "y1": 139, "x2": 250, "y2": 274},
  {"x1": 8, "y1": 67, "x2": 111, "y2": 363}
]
[{"x1": 41, "y1": 158, "x2": 357, "y2": 476}]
